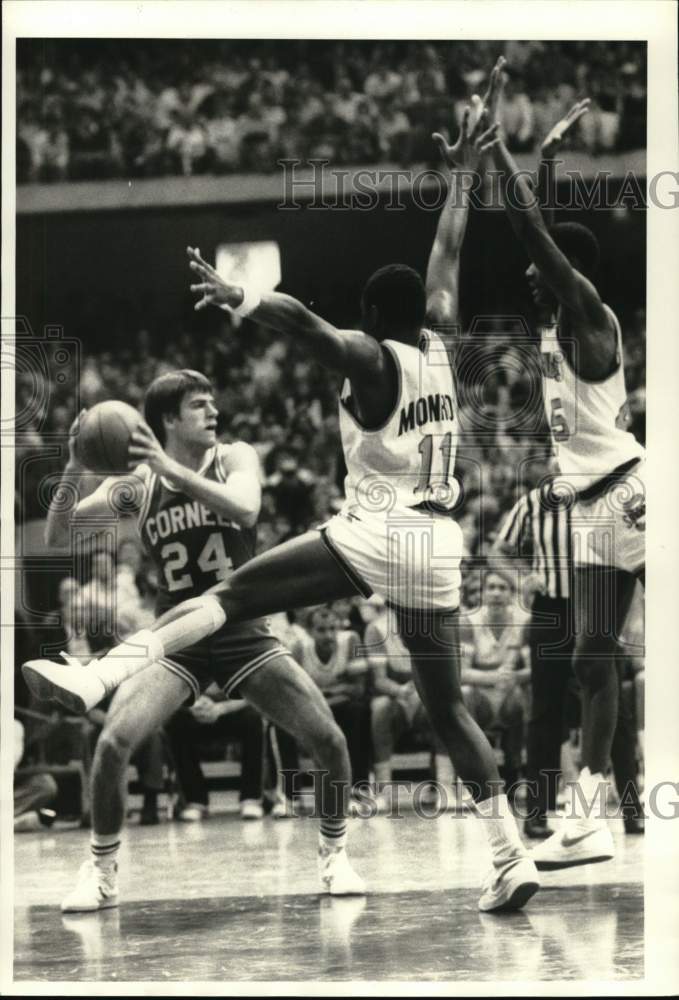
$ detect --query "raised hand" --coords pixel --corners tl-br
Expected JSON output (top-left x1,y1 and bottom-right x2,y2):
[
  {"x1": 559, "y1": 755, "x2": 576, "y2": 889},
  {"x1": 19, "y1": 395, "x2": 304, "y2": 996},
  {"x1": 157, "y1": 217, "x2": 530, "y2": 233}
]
[
  {"x1": 187, "y1": 246, "x2": 244, "y2": 312},
  {"x1": 480, "y1": 55, "x2": 507, "y2": 121},
  {"x1": 432, "y1": 96, "x2": 500, "y2": 171},
  {"x1": 541, "y1": 98, "x2": 591, "y2": 158}
]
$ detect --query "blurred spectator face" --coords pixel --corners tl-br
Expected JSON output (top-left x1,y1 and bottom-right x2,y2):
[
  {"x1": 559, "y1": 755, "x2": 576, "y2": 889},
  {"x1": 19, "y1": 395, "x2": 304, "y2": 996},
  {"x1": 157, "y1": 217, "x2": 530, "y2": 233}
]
[
  {"x1": 331, "y1": 597, "x2": 353, "y2": 625},
  {"x1": 267, "y1": 423, "x2": 286, "y2": 446},
  {"x1": 51, "y1": 404, "x2": 71, "y2": 433},
  {"x1": 58, "y1": 576, "x2": 80, "y2": 609},
  {"x1": 483, "y1": 571, "x2": 513, "y2": 610},
  {"x1": 272, "y1": 514, "x2": 292, "y2": 538},
  {"x1": 309, "y1": 608, "x2": 339, "y2": 658},
  {"x1": 118, "y1": 540, "x2": 142, "y2": 574},
  {"x1": 246, "y1": 93, "x2": 264, "y2": 117},
  {"x1": 463, "y1": 569, "x2": 482, "y2": 611},
  {"x1": 277, "y1": 453, "x2": 299, "y2": 477},
  {"x1": 91, "y1": 551, "x2": 114, "y2": 584}
]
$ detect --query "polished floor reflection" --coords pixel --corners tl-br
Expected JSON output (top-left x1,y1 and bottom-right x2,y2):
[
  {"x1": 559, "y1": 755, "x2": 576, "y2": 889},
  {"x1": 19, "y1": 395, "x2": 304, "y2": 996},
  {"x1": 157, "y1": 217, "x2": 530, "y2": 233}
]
[{"x1": 14, "y1": 807, "x2": 643, "y2": 982}]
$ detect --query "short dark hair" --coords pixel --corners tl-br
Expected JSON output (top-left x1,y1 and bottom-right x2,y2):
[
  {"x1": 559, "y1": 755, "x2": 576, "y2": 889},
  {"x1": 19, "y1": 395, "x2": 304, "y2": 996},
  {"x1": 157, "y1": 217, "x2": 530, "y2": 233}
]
[
  {"x1": 307, "y1": 605, "x2": 338, "y2": 629},
  {"x1": 362, "y1": 264, "x2": 426, "y2": 334},
  {"x1": 144, "y1": 369, "x2": 213, "y2": 445},
  {"x1": 548, "y1": 222, "x2": 600, "y2": 279}
]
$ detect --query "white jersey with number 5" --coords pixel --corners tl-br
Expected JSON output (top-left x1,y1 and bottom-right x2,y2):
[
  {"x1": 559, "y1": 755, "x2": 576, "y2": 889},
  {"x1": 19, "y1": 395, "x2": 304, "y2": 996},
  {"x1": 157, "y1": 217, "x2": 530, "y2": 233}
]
[
  {"x1": 338, "y1": 330, "x2": 461, "y2": 513},
  {"x1": 540, "y1": 304, "x2": 644, "y2": 491}
]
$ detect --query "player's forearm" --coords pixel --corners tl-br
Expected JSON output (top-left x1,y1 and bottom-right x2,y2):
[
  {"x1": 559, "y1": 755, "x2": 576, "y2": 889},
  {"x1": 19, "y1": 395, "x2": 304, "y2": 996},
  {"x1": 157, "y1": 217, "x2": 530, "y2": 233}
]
[
  {"x1": 45, "y1": 462, "x2": 95, "y2": 548},
  {"x1": 248, "y1": 292, "x2": 350, "y2": 372},
  {"x1": 492, "y1": 139, "x2": 576, "y2": 296},
  {"x1": 461, "y1": 667, "x2": 496, "y2": 687},
  {"x1": 373, "y1": 676, "x2": 404, "y2": 698},
  {"x1": 162, "y1": 460, "x2": 260, "y2": 528},
  {"x1": 492, "y1": 139, "x2": 547, "y2": 244},
  {"x1": 537, "y1": 155, "x2": 557, "y2": 227},
  {"x1": 425, "y1": 170, "x2": 472, "y2": 323}
]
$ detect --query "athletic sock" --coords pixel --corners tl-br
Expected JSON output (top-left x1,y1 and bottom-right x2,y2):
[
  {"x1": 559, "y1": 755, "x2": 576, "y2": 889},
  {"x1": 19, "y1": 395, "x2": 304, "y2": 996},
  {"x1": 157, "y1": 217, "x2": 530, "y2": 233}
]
[
  {"x1": 571, "y1": 767, "x2": 607, "y2": 828},
  {"x1": 90, "y1": 629, "x2": 165, "y2": 694},
  {"x1": 90, "y1": 832, "x2": 121, "y2": 870},
  {"x1": 474, "y1": 792, "x2": 526, "y2": 867},
  {"x1": 319, "y1": 817, "x2": 348, "y2": 852},
  {"x1": 90, "y1": 596, "x2": 226, "y2": 694},
  {"x1": 374, "y1": 761, "x2": 391, "y2": 790}
]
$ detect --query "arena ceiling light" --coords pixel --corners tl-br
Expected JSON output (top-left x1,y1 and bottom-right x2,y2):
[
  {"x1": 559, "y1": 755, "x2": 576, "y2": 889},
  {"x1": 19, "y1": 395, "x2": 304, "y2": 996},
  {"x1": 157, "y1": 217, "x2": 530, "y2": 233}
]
[{"x1": 215, "y1": 241, "x2": 281, "y2": 297}]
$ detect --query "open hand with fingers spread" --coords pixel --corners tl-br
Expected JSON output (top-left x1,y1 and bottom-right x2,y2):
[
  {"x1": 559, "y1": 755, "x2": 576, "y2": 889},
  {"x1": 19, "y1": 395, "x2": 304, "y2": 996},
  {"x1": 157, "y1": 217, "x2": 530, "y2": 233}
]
[
  {"x1": 431, "y1": 55, "x2": 506, "y2": 170},
  {"x1": 541, "y1": 98, "x2": 591, "y2": 158},
  {"x1": 187, "y1": 246, "x2": 245, "y2": 312}
]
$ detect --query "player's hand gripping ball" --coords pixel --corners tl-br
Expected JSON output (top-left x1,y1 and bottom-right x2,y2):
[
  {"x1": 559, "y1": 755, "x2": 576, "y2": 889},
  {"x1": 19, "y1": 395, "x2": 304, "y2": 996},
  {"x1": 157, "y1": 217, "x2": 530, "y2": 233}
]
[{"x1": 74, "y1": 400, "x2": 143, "y2": 474}]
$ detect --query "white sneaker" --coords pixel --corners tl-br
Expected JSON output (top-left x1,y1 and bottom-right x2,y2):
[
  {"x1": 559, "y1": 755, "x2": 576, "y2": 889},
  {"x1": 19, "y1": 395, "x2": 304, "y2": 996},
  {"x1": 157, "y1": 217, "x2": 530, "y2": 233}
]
[
  {"x1": 178, "y1": 803, "x2": 208, "y2": 822},
  {"x1": 318, "y1": 845, "x2": 366, "y2": 896},
  {"x1": 23, "y1": 655, "x2": 106, "y2": 714},
  {"x1": 61, "y1": 860, "x2": 119, "y2": 913},
  {"x1": 478, "y1": 856, "x2": 540, "y2": 913},
  {"x1": 270, "y1": 796, "x2": 295, "y2": 819},
  {"x1": 531, "y1": 821, "x2": 615, "y2": 871},
  {"x1": 240, "y1": 799, "x2": 264, "y2": 821}
]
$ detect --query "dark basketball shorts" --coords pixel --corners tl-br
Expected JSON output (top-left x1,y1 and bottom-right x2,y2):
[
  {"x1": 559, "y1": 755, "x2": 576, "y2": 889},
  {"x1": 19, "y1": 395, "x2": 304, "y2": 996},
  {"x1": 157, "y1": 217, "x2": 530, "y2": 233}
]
[{"x1": 157, "y1": 615, "x2": 290, "y2": 704}]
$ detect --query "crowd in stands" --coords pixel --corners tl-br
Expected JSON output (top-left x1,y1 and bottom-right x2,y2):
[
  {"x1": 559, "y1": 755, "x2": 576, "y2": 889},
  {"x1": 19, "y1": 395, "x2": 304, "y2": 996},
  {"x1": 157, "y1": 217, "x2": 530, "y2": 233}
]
[{"x1": 17, "y1": 39, "x2": 646, "y2": 183}]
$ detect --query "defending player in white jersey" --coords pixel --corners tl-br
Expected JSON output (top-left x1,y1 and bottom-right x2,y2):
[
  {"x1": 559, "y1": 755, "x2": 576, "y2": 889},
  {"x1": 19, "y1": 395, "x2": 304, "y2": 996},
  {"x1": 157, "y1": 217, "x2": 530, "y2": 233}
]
[
  {"x1": 24, "y1": 61, "x2": 541, "y2": 913},
  {"x1": 484, "y1": 84, "x2": 645, "y2": 870}
]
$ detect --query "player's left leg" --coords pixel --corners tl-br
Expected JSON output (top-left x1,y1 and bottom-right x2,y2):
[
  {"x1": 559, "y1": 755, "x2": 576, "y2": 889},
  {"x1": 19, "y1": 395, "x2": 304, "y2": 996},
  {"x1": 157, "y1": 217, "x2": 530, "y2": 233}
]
[
  {"x1": 394, "y1": 606, "x2": 539, "y2": 913},
  {"x1": 61, "y1": 663, "x2": 192, "y2": 913},
  {"x1": 23, "y1": 532, "x2": 357, "y2": 712},
  {"x1": 532, "y1": 566, "x2": 638, "y2": 871},
  {"x1": 240, "y1": 653, "x2": 365, "y2": 896}
]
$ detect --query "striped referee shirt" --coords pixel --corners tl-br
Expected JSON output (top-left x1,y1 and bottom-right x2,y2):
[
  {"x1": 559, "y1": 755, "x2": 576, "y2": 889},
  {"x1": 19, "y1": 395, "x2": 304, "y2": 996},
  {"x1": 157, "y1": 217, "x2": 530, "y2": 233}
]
[{"x1": 496, "y1": 485, "x2": 572, "y2": 600}]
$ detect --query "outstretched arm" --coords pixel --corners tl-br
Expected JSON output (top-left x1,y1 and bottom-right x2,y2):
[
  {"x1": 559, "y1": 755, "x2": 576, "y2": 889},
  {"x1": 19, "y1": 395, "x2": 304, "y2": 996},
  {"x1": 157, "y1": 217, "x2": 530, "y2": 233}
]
[
  {"x1": 426, "y1": 58, "x2": 505, "y2": 327},
  {"x1": 538, "y1": 98, "x2": 590, "y2": 227},
  {"x1": 187, "y1": 247, "x2": 385, "y2": 383},
  {"x1": 489, "y1": 137, "x2": 603, "y2": 316}
]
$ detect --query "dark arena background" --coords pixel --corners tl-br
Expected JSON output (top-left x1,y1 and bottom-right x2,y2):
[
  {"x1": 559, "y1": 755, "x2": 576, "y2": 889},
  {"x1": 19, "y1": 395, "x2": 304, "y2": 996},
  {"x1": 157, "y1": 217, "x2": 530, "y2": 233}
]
[{"x1": 13, "y1": 37, "x2": 647, "y2": 984}]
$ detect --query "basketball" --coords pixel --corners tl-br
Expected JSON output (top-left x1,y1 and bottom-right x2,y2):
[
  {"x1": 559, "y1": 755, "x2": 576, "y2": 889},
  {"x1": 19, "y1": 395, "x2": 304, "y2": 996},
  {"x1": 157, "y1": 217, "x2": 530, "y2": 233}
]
[{"x1": 75, "y1": 400, "x2": 143, "y2": 474}]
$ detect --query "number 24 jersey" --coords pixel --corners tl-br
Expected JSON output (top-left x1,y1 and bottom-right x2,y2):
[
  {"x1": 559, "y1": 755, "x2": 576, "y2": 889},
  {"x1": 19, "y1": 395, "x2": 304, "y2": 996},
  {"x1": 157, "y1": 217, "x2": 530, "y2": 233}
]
[{"x1": 135, "y1": 444, "x2": 256, "y2": 611}]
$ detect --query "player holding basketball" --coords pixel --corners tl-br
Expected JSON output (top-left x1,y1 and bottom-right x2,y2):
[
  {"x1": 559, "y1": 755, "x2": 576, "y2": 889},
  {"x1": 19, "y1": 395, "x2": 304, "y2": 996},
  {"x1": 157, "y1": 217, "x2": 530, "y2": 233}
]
[
  {"x1": 481, "y1": 89, "x2": 645, "y2": 869},
  {"x1": 34, "y1": 369, "x2": 366, "y2": 910},
  {"x1": 25, "y1": 61, "x2": 541, "y2": 912}
]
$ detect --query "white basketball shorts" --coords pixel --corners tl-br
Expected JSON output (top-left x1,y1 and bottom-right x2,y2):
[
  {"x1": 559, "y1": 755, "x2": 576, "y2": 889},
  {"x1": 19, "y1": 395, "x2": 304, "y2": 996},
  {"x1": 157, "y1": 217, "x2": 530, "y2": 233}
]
[
  {"x1": 320, "y1": 503, "x2": 463, "y2": 611},
  {"x1": 571, "y1": 458, "x2": 645, "y2": 573}
]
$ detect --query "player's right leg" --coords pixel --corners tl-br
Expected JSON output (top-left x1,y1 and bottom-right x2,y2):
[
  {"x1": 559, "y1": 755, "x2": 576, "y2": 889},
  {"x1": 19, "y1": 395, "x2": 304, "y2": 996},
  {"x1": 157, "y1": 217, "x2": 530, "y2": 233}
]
[
  {"x1": 531, "y1": 566, "x2": 637, "y2": 871},
  {"x1": 61, "y1": 663, "x2": 190, "y2": 913},
  {"x1": 240, "y1": 654, "x2": 365, "y2": 896},
  {"x1": 394, "y1": 606, "x2": 540, "y2": 914},
  {"x1": 23, "y1": 532, "x2": 357, "y2": 712}
]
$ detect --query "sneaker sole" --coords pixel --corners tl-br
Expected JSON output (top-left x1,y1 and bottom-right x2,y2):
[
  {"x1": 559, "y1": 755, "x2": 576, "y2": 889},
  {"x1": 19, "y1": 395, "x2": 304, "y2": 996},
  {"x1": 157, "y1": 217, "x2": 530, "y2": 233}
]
[
  {"x1": 61, "y1": 896, "x2": 119, "y2": 914},
  {"x1": 22, "y1": 663, "x2": 88, "y2": 714},
  {"x1": 480, "y1": 879, "x2": 540, "y2": 913},
  {"x1": 535, "y1": 852, "x2": 613, "y2": 872}
]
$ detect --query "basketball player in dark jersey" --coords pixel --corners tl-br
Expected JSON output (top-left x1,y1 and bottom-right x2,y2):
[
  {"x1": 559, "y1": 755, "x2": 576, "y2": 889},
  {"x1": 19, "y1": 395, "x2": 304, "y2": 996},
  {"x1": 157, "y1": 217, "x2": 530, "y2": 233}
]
[
  {"x1": 38, "y1": 369, "x2": 364, "y2": 911},
  {"x1": 25, "y1": 62, "x2": 542, "y2": 913}
]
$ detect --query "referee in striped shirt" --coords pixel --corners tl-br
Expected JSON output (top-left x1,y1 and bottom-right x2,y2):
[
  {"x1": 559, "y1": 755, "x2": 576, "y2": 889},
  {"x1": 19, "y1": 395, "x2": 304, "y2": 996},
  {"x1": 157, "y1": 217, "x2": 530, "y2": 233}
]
[
  {"x1": 496, "y1": 481, "x2": 645, "y2": 836},
  {"x1": 495, "y1": 481, "x2": 575, "y2": 838}
]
